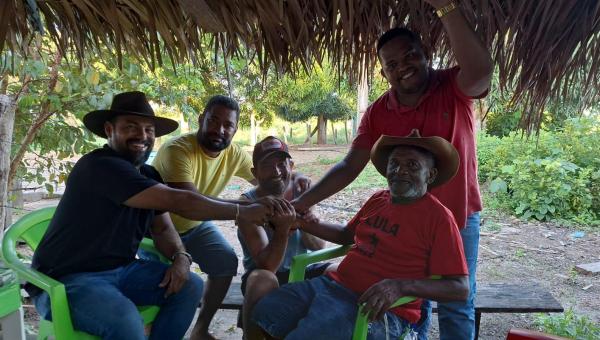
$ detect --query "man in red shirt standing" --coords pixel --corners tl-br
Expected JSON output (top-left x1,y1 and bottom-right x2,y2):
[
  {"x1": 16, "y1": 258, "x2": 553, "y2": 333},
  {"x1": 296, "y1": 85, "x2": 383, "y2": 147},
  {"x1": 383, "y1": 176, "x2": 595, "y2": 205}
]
[{"x1": 293, "y1": 1, "x2": 493, "y2": 339}]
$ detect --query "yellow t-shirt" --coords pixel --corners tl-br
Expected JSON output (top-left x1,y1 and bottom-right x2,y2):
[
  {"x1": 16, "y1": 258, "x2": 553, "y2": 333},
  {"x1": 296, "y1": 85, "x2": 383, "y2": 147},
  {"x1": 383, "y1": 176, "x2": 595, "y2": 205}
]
[{"x1": 152, "y1": 133, "x2": 254, "y2": 233}]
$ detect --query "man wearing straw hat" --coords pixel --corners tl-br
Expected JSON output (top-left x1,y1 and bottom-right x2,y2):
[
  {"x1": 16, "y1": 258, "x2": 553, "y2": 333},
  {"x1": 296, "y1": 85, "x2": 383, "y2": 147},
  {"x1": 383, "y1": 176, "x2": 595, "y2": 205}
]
[
  {"x1": 29, "y1": 91, "x2": 273, "y2": 340},
  {"x1": 293, "y1": 1, "x2": 493, "y2": 338},
  {"x1": 253, "y1": 131, "x2": 469, "y2": 340}
]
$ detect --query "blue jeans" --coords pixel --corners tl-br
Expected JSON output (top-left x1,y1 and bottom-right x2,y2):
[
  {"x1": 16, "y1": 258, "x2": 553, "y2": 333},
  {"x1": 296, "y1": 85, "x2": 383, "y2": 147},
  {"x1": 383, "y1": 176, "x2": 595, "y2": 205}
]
[
  {"x1": 253, "y1": 276, "x2": 413, "y2": 340},
  {"x1": 33, "y1": 260, "x2": 203, "y2": 340},
  {"x1": 416, "y1": 212, "x2": 480, "y2": 340},
  {"x1": 139, "y1": 221, "x2": 237, "y2": 277}
]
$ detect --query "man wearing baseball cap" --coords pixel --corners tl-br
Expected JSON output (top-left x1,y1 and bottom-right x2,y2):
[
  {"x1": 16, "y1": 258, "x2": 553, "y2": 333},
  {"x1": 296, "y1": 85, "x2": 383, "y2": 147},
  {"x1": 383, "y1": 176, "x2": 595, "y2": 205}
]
[
  {"x1": 29, "y1": 91, "x2": 272, "y2": 340},
  {"x1": 253, "y1": 130, "x2": 469, "y2": 340},
  {"x1": 237, "y1": 136, "x2": 329, "y2": 340}
]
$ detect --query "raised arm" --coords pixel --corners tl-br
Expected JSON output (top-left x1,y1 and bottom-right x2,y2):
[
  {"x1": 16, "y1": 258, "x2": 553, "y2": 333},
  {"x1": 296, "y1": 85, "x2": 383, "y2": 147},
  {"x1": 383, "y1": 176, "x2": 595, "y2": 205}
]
[
  {"x1": 426, "y1": 0, "x2": 493, "y2": 96},
  {"x1": 293, "y1": 147, "x2": 370, "y2": 212}
]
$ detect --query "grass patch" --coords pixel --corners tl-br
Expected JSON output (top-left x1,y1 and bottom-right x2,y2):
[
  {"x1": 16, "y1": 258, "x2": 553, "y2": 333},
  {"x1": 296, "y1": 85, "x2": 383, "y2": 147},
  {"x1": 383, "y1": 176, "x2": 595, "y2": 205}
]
[
  {"x1": 346, "y1": 163, "x2": 387, "y2": 190},
  {"x1": 316, "y1": 154, "x2": 344, "y2": 165},
  {"x1": 534, "y1": 308, "x2": 600, "y2": 340}
]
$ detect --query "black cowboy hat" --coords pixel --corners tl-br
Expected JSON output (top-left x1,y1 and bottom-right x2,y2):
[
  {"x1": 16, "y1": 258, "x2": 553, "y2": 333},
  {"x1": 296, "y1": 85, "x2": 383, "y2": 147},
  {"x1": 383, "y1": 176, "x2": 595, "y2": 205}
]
[
  {"x1": 83, "y1": 91, "x2": 178, "y2": 138},
  {"x1": 370, "y1": 129, "x2": 460, "y2": 189}
]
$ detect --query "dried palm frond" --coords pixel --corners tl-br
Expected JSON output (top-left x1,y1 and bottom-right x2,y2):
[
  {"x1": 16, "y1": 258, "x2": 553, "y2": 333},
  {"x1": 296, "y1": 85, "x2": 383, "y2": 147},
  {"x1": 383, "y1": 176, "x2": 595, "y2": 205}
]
[{"x1": 2, "y1": 0, "x2": 599, "y2": 132}]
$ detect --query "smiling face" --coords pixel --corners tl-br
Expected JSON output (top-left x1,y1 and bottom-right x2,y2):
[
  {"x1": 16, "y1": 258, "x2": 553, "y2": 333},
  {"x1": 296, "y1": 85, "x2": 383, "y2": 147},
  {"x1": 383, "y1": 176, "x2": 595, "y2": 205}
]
[
  {"x1": 386, "y1": 146, "x2": 437, "y2": 203},
  {"x1": 105, "y1": 115, "x2": 155, "y2": 167},
  {"x1": 252, "y1": 153, "x2": 292, "y2": 196},
  {"x1": 197, "y1": 104, "x2": 238, "y2": 155},
  {"x1": 379, "y1": 36, "x2": 430, "y2": 96}
]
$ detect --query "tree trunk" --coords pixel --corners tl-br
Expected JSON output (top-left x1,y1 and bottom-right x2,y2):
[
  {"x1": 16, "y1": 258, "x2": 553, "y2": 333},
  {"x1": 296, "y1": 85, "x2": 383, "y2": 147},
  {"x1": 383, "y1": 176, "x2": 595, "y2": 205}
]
[
  {"x1": 289, "y1": 125, "x2": 293, "y2": 141},
  {"x1": 332, "y1": 122, "x2": 337, "y2": 145},
  {"x1": 282, "y1": 124, "x2": 288, "y2": 144},
  {"x1": 344, "y1": 120, "x2": 350, "y2": 144},
  {"x1": 304, "y1": 123, "x2": 311, "y2": 144},
  {"x1": 0, "y1": 94, "x2": 16, "y2": 234},
  {"x1": 250, "y1": 111, "x2": 257, "y2": 146},
  {"x1": 317, "y1": 114, "x2": 327, "y2": 144},
  {"x1": 353, "y1": 65, "x2": 369, "y2": 137}
]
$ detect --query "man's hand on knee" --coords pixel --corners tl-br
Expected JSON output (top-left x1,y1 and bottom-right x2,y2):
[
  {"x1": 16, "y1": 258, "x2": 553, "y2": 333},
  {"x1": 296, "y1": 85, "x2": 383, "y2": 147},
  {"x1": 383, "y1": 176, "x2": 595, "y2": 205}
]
[{"x1": 159, "y1": 256, "x2": 191, "y2": 297}]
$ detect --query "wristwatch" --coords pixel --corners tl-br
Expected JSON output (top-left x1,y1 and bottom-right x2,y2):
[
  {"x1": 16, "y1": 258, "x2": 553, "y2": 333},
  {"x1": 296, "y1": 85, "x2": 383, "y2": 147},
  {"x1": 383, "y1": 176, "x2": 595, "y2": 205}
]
[
  {"x1": 171, "y1": 251, "x2": 193, "y2": 265},
  {"x1": 436, "y1": 1, "x2": 458, "y2": 18}
]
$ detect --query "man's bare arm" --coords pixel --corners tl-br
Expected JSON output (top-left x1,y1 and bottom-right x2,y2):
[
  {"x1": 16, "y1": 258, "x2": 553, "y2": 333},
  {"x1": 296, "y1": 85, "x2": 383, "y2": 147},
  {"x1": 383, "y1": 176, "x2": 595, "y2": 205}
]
[
  {"x1": 300, "y1": 231, "x2": 326, "y2": 251},
  {"x1": 150, "y1": 213, "x2": 187, "y2": 259},
  {"x1": 149, "y1": 213, "x2": 192, "y2": 297},
  {"x1": 358, "y1": 275, "x2": 469, "y2": 321},
  {"x1": 293, "y1": 148, "x2": 370, "y2": 211},
  {"x1": 426, "y1": 0, "x2": 493, "y2": 96},
  {"x1": 124, "y1": 184, "x2": 268, "y2": 225},
  {"x1": 297, "y1": 217, "x2": 355, "y2": 245},
  {"x1": 238, "y1": 199, "x2": 296, "y2": 272}
]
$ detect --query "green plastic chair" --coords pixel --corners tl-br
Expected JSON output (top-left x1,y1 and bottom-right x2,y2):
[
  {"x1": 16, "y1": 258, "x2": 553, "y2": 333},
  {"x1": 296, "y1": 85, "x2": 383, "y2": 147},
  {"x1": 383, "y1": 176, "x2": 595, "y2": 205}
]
[
  {"x1": 289, "y1": 245, "x2": 438, "y2": 340},
  {"x1": 0, "y1": 206, "x2": 163, "y2": 340}
]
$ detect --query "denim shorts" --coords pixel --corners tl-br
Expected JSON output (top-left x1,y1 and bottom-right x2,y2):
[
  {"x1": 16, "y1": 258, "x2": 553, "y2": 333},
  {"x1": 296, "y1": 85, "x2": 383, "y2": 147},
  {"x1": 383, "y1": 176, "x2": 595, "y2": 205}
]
[
  {"x1": 252, "y1": 275, "x2": 413, "y2": 340},
  {"x1": 139, "y1": 221, "x2": 238, "y2": 277}
]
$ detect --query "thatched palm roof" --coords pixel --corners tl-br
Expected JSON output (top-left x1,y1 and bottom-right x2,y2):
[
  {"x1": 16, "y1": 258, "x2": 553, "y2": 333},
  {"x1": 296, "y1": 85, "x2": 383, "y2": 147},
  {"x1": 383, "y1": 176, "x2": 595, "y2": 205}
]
[{"x1": 2, "y1": 0, "x2": 600, "y2": 132}]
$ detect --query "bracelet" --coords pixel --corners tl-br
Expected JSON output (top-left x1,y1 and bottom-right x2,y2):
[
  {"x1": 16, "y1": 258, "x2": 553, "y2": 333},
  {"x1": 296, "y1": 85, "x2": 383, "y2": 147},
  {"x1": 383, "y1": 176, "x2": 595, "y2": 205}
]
[
  {"x1": 234, "y1": 203, "x2": 240, "y2": 225},
  {"x1": 436, "y1": 1, "x2": 458, "y2": 18},
  {"x1": 171, "y1": 251, "x2": 193, "y2": 265}
]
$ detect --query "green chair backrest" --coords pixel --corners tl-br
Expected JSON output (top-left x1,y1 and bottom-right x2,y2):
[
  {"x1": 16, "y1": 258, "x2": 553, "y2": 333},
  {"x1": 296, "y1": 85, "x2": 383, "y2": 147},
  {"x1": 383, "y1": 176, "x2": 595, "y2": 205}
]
[{"x1": 3, "y1": 206, "x2": 56, "y2": 254}]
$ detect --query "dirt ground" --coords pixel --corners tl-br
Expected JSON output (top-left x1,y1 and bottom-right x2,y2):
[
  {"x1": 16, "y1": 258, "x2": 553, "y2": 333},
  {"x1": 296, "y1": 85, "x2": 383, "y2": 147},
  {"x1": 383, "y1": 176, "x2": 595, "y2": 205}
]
[{"x1": 17, "y1": 145, "x2": 599, "y2": 339}]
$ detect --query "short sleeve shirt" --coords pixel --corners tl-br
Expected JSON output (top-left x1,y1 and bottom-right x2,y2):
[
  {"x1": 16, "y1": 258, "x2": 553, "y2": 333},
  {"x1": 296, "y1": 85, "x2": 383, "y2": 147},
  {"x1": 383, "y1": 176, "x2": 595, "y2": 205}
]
[
  {"x1": 152, "y1": 133, "x2": 254, "y2": 233},
  {"x1": 353, "y1": 67, "x2": 482, "y2": 228},
  {"x1": 31, "y1": 146, "x2": 163, "y2": 283},
  {"x1": 328, "y1": 190, "x2": 467, "y2": 323}
]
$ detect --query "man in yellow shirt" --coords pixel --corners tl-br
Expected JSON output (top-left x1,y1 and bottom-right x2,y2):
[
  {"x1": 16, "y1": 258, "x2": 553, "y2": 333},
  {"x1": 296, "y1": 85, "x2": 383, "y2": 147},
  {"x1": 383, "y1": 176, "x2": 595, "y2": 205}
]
[{"x1": 152, "y1": 95, "x2": 306, "y2": 339}]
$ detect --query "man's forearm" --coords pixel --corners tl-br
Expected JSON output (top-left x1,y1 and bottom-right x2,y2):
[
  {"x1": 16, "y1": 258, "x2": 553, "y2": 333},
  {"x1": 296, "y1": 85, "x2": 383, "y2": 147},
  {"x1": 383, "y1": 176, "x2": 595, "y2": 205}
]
[
  {"x1": 168, "y1": 190, "x2": 239, "y2": 221},
  {"x1": 298, "y1": 160, "x2": 364, "y2": 207},
  {"x1": 300, "y1": 231, "x2": 326, "y2": 250},
  {"x1": 396, "y1": 276, "x2": 469, "y2": 302},
  {"x1": 254, "y1": 231, "x2": 289, "y2": 272},
  {"x1": 150, "y1": 214, "x2": 187, "y2": 261},
  {"x1": 300, "y1": 221, "x2": 354, "y2": 245},
  {"x1": 438, "y1": 3, "x2": 493, "y2": 85}
]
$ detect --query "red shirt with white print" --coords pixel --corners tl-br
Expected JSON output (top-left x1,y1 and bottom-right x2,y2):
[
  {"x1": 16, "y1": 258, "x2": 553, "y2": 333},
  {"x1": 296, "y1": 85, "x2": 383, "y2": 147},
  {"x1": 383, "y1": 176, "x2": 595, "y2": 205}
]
[{"x1": 328, "y1": 190, "x2": 467, "y2": 323}]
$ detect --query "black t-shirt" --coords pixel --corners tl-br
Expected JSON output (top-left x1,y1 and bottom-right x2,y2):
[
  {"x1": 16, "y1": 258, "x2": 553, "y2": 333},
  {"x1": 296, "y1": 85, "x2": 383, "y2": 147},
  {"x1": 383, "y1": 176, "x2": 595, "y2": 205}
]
[{"x1": 31, "y1": 146, "x2": 164, "y2": 284}]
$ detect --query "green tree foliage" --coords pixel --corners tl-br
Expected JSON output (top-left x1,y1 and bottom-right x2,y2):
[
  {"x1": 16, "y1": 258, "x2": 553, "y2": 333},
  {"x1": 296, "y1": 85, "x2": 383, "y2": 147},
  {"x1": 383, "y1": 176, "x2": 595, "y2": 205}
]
[
  {"x1": 269, "y1": 63, "x2": 355, "y2": 143},
  {"x1": 1, "y1": 37, "x2": 224, "y2": 194}
]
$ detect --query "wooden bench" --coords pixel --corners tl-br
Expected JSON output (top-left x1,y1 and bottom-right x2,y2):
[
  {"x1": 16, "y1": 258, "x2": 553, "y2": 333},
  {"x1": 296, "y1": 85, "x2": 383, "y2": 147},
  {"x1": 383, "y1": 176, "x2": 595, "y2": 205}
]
[{"x1": 219, "y1": 282, "x2": 563, "y2": 339}]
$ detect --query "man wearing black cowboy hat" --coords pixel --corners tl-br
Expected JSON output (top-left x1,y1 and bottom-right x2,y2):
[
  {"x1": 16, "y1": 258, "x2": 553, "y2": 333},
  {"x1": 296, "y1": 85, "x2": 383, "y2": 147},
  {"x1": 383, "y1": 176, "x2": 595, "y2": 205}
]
[
  {"x1": 29, "y1": 91, "x2": 273, "y2": 340},
  {"x1": 253, "y1": 131, "x2": 469, "y2": 340}
]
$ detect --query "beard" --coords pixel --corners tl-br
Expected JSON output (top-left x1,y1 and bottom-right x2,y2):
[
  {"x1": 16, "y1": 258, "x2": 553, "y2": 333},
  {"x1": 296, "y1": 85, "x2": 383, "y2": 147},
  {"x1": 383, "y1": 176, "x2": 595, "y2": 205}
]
[
  {"x1": 261, "y1": 178, "x2": 289, "y2": 196},
  {"x1": 114, "y1": 139, "x2": 154, "y2": 167},
  {"x1": 388, "y1": 178, "x2": 425, "y2": 201},
  {"x1": 198, "y1": 133, "x2": 232, "y2": 153}
]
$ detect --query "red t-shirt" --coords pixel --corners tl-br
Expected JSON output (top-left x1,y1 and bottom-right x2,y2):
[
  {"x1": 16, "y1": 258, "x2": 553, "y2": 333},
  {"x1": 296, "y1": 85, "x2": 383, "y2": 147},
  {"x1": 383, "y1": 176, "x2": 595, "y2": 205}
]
[
  {"x1": 328, "y1": 190, "x2": 467, "y2": 323},
  {"x1": 352, "y1": 67, "x2": 482, "y2": 228}
]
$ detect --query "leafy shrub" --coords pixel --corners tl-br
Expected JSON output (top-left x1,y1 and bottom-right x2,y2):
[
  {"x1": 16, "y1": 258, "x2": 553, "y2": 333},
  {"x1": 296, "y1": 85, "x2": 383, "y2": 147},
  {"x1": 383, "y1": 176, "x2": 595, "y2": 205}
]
[
  {"x1": 535, "y1": 309, "x2": 600, "y2": 340},
  {"x1": 478, "y1": 117, "x2": 600, "y2": 225}
]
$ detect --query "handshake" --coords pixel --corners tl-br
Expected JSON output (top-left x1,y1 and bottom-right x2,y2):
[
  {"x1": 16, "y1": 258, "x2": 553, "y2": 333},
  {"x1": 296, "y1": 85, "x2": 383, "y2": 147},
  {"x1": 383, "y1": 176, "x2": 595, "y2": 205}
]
[{"x1": 237, "y1": 196, "x2": 319, "y2": 233}]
